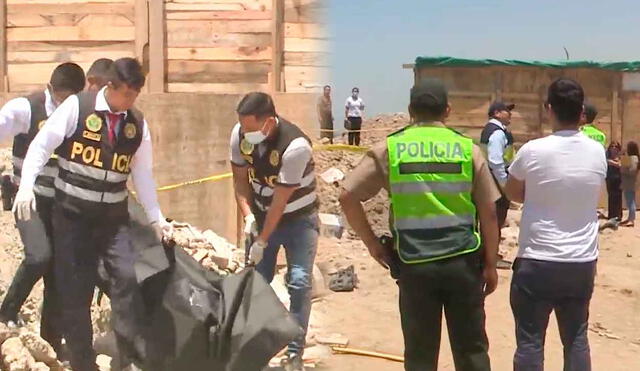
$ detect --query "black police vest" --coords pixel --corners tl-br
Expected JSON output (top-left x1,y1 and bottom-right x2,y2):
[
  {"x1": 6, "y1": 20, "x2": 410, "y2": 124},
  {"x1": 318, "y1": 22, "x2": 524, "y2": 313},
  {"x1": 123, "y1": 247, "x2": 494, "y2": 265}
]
[
  {"x1": 54, "y1": 91, "x2": 144, "y2": 219},
  {"x1": 238, "y1": 118, "x2": 317, "y2": 226},
  {"x1": 12, "y1": 91, "x2": 58, "y2": 198},
  {"x1": 480, "y1": 121, "x2": 514, "y2": 147}
]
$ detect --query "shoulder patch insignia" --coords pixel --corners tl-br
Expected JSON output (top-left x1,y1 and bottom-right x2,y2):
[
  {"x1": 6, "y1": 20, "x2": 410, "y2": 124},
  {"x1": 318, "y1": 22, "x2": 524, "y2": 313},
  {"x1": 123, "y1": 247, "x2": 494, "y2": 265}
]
[
  {"x1": 269, "y1": 150, "x2": 280, "y2": 166},
  {"x1": 124, "y1": 122, "x2": 137, "y2": 139},
  {"x1": 86, "y1": 113, "x2": 103, "y2": 132},
  {"x1": 38, "y1": 120, "x2": 46, "y2": 130},
  {"x1": 240, "y1": 139, "x2": 254, "y2": 155}
]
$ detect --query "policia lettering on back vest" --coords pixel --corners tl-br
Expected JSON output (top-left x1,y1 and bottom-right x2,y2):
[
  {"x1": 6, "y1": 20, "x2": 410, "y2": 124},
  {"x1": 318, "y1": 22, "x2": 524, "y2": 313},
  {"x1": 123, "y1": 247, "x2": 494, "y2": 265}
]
[
  {"x1": 580, "y1": 103, "x2": 606, "y2": 147},
  {"x1": 340, "y1": 79, "x2": 501, "y2": 371},
  {"x1": 0, "y1": 63, "x2": 86, "y2": 355},
  {"x1": 14, "y1": 58, "x2": 172, "y2": 371},
  {"x1": 230, "y1": 92, "x2": 318, "y2": 371}
]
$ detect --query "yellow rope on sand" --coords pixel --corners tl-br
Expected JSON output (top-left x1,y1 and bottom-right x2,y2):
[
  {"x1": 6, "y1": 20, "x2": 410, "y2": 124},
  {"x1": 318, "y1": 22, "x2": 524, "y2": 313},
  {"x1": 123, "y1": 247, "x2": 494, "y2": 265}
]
[{"x1": 330, "y1": 346, "x2": 404, "y2": 363}]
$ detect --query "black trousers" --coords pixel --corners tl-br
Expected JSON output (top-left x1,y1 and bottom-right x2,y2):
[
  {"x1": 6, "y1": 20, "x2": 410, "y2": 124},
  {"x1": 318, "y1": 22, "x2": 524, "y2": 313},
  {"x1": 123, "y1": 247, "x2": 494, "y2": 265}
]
[
  {"x1": 511, "y1": 258, "x2": 596, "y2": 371},
  {"x1": 320, "y1": 118, "x2": 333, "y2": 144},
  {"x1": 53, "y1": 206, "x2": 143, "y2": 371},
  {"x1": 346, "y1": 116, "x2": 362, "y2": 146},
  {"x1": 606, "y1": 179, "x2": 622, "y2": 220},
  {"x1": 398, "y1": 252, "x2": 490, "y2": 371},
  {"x1": 0, "y1": 196, "x2": 62, "y2": 351}
]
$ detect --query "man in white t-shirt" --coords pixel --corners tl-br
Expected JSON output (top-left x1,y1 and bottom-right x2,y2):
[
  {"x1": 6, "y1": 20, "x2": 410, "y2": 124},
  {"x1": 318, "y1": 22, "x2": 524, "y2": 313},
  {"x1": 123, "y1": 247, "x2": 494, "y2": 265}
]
[
  {"x1": 344, "y1": 87, "x2": 365, "y2": 146},
  {"x1": 505, "y1": 78, "x2": 606, "y2": 371}
]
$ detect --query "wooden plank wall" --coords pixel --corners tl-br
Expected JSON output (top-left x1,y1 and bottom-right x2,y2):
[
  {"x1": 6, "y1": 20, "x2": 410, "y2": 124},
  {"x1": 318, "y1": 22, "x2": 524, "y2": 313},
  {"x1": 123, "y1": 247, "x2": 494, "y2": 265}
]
[
  {"x1": 416, "y1": 66, "x2": 624, "y2": 147},
  {"x1": 6, "y1": 0, "x2": 137, "y2": 92},
  {"x1": 282, "y1": 0, "x2": 328, "y2": 92},
  {"x1": 2, "y1": 0, "x2": 329, "y2": 94}
]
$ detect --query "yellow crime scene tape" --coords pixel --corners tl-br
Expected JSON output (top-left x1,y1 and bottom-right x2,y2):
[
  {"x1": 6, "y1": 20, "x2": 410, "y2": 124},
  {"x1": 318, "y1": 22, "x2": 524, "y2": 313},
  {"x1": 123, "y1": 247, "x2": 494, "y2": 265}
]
[{"x1": 154, "y1": 143, "x2": 369, "y2": 191}]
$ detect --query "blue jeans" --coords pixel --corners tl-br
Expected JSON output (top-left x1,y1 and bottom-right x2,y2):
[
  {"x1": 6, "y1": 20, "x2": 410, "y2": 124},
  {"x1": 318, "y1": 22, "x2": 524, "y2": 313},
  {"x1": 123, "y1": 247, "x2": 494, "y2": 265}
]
[
  {"x1": 253, "y1": 213, "x2": 319, "y2": 355},
  {"x1": 624, "y1": 190, "x2": 636, "y2": 221}
]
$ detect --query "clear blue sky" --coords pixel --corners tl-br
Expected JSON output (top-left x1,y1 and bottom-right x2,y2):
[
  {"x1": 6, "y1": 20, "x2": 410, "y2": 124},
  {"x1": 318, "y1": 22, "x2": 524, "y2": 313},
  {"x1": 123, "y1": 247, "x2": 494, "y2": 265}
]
[{"x1": 328, "y1": 0, "x2": 640, "y2": 117}]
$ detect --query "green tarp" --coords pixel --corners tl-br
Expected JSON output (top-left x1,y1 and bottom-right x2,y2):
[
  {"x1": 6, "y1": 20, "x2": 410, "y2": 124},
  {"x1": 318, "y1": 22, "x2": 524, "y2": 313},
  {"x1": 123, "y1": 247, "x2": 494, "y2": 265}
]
[{"x1": 414, "y1": 56, "x2": 640, "y2": 72}]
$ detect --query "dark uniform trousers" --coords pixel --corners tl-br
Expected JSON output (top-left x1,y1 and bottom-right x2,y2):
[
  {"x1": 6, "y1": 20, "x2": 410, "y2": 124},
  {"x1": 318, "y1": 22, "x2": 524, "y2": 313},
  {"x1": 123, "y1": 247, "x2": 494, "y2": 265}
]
[
  {"x1": 52, "y1": 205, "x2": 143, "y2": 371},
  {"x1": 0, "y1": 196, "x2": 62, "y2": 351},
  {"x1": 398, "y1": 251, "x2": 490, "y2": 371}
]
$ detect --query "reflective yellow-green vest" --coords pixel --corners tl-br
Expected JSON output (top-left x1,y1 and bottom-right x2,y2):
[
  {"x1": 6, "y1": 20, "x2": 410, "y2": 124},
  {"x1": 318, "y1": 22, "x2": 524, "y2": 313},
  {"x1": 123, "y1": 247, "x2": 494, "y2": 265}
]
[
  {"x1": 581, "y1": 125, "x2": 606, "y2": 148},
  {"x1": 387, "y1": 125, "x2": 481, "y2": 264}
]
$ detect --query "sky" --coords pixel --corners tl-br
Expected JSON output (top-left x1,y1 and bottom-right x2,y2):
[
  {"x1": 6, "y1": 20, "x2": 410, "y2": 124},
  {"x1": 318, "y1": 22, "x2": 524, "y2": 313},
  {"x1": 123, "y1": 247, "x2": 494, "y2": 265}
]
[{"x1": 328, "y1": 0, "x2": 640, "y2": 117}]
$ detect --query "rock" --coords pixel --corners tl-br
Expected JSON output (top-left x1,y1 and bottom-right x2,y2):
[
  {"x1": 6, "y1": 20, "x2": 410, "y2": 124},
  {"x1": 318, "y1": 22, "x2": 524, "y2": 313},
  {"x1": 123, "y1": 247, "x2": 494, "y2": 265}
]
[
  {"x1": 31, "y1": 362, "x2": 49, "y2": 371},
  {"x1": 627, "y1": 252, "x2": 633, "y2": 258},
  {"x1": 96, "y1": 354, "x2": 112, "y2": 371},
  {"x1": 319, "y1": 213, "x2": 344, "y2": 239},
  {"x1": 1, "y1": 337, "x2": 36, "y2": 371},
  {"x1": 19, "y1": 329, "x2": 58, "y2": 366},
  {"x1": 0, "y1": 322, "x2": 18, "y2": 345}
]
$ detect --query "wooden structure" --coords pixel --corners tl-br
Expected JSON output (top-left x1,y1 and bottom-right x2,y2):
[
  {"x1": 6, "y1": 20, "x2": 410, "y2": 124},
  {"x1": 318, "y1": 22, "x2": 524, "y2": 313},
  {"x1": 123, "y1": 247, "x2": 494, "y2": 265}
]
[
  {"x1": 1, "y1": 0, "x2": 328, "y2": 94},
  {"x1": 404, "y1": 58, "x2": 640, "y2": 147}
]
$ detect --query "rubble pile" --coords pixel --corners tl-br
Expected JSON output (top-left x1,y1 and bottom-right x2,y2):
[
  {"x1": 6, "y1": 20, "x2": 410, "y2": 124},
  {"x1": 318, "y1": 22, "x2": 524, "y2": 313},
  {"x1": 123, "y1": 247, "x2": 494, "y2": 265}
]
[
  {"x1": 314, "y1": 113, "x2": 410, "y2": 237},
  {"x1": 169, "y1": 221, "x2": 243, "y2": 274},
  {"x1": 0, "y1": 324, "x2": 65, "y2": 371}
]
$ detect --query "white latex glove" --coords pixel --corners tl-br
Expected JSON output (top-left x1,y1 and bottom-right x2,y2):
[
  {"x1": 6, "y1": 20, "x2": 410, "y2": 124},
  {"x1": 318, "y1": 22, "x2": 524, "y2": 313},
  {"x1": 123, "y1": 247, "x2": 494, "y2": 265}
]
[
  {"x1": 243, "y1": 214, "x2": 258, "y2": 239},
  {"x1": 12, "y1": 187, "x2": 36, "y2": 222},
  {"x1": 248, "y1": 239, "x2": 267, "y2": 266},
  {"x1": 152, "y1": 218, "x2": 173, "y2": 243}
]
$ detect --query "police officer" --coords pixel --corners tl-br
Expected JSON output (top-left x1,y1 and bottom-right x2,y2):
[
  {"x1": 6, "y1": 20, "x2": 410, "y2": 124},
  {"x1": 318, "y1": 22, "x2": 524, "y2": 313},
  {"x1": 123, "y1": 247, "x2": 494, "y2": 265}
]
[
  {"x1": 14, "y1": 57, "x2": 171, "y2": 371},
  {"x1": 580, "y1": 103, "x2": 606, "y2": 147},
  {"x1": 0, "y1": 63, "x2": 85, "y2": 354},
  {"x1": 86, "y1": 58, "x2": 114, "y2": 92},
  {"x1": 230, "y1": 92, "x2": 318, "y2": 371},
  {"x1": 339, "y1": 78, "x2": 500, "y2": 371},
  {"x1": 480, "y1": 100, "x2": 515, "y2": 269}
]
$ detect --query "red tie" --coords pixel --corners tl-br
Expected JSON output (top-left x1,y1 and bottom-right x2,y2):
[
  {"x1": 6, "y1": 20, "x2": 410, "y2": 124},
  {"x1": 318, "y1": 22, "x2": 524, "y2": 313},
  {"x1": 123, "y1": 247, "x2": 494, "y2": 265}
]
[{"x1": 106, "y1": 113, "x2": 121, "y2": 145}]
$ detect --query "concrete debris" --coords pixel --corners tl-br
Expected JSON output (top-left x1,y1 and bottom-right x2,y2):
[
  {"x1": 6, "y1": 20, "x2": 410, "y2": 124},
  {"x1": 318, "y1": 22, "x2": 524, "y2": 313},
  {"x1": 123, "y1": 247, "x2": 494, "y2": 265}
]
[
  {"x1": 320, "y1": 167, "x2": 345, "y2": 184},
  {"x1": 1, "y1": 337, "x2": 36, "y2": 371},
  {"x1": 316, "y1": 333, "x2": 349, "y2": 347},
  {"x1": 169, "y1": 222, "x2": 242, "y2": 274},
  {"x1": 31, "y1": 362, "x2": 49, "y2": 371},
  {"x1": 0, "y1": 322, "x2": 18, "y2": 345},
  {"x1": 96, "y1": 354, "x2": 112, "y2": 371},
  {"x1": 318, "y1": 213, "x2": 344, "y2": 239},
  {"x1": 589, "y1": 322, "x2": 622, "y2": 340},
  {"x1": 18, "y1": 329, "x2": 59, "y2": 367}
]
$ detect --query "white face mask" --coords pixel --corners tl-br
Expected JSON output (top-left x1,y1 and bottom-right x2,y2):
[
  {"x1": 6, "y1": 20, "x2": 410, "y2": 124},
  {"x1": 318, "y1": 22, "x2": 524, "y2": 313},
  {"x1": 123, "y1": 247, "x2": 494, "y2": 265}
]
[{"x1": 244, "y1": 119, "x2": 269, "y2": 144}]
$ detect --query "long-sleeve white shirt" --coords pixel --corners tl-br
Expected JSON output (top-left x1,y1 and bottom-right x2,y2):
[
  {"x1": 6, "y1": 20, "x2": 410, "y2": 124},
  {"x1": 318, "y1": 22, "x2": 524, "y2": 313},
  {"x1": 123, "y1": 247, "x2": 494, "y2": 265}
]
[
  {"x1": 486, "y1": 118, "x2": 510, "y2": 185},
  {"x1": 20, "y1": 86, "x2": 164, "y2": 224},
  {"x1": 0, "y1": 89, "x2": 57, "y2": 142}
]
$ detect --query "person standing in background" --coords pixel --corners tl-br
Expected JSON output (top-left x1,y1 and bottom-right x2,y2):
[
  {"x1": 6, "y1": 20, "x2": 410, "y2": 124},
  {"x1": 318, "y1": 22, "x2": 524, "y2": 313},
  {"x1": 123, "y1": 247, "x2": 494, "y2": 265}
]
[
  {"x1": 317, "y1": 85, "x2": 333, "y2": 144},
  {"x1": 479, "y1": 101, "x2": 515, "y2": 270},
  {"x1": 345, "y1": 87, "x2": 364, "y2": 146},
  {"x1": 606, "y1": 142, "x2": 623, "y2": 221},
  {"x1": 580, "y1": 103, "x2": 606, "y2": 147},
  {"x1": 621, "y1": 141, "x2": 639, "y2": 227}
]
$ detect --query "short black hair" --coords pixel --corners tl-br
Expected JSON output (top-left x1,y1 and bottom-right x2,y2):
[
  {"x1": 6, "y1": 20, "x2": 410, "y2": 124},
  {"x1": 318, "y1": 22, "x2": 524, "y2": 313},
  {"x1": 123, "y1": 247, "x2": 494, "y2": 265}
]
[
  {"x1": 546, "y1": 78, "x2": 584, "y2": 124},
  {"x1": 324, "y1": 85, "x2": 331, "y2": 89},
  {"x1": 409, "y1": 78, "x2": 448, "y2": 119},
  {"x1": 49, "y1": 62, "x2": 85, "y2": 93},
  {"x1": 352, "y1": 87, "x2": 359, "y2": 92},
  {"x1": 584, "y1": 102, "x2": 598, "y2": 123},
  {"x1": 107, "y1": 57, "x2": 145, "y2": 91},
  {"x1": 236, "y1": 92, "x2": 277, "y2": 119},
  {"x1": 87, "y1": 58, "x2": 114, "y2": 79}
]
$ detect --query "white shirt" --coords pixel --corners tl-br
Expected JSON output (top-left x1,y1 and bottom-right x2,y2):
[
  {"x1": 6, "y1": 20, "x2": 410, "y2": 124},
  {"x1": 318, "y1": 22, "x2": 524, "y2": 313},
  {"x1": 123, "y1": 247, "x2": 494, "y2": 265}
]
[
  {"x1": 0, "y1": 89, "x2": 57, "y2": 141},
  {"x1": 20, "y1": 86, "x2": 164, "y2": 224},
  {"x1": 229, "y1": 122, "x2": 313, "y2": 186},
  {"x1": 508, "y1": 130, "x2": 607, "y2": 262},
  {"x1": 486, "y1": 118, "x2": 509, "y2": 185},
  {"x1": 345, "y1": 96, "x2": 364, "y2": 118}
]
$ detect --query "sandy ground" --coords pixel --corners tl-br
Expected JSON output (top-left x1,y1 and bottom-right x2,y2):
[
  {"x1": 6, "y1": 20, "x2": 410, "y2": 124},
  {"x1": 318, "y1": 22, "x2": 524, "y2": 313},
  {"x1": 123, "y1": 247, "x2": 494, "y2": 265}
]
[{"x1": 310, "y1": 211, "x2": 640, "y2": 370}]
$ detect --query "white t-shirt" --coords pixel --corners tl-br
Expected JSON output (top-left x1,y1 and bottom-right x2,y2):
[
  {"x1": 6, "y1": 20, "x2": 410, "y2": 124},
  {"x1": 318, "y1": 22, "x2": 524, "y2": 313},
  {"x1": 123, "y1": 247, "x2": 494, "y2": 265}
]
[
  {"x1": 345, "y1": 96, "x2": 364, "y2": 117},
  {"x1": 508, "y1": 130, "x2": 607, "y2": 263}
]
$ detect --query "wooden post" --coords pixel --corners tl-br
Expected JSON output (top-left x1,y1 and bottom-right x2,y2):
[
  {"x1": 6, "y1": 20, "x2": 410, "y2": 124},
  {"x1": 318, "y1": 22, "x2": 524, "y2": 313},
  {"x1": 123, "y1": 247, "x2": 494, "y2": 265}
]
[
  {"x1": 148, "y1": 0, "x2": 165, "y2": 93},
  {"x1": 0, "y1": 0, "x2": 6, "y2": 93},
  {"x1": 135, "y1": 0, "x2": 150, "y2": 93},
  {"x1": 494, "y1": 69, "x2": 504, "y2": 102},
  {"x1": 271, "y1": 0, "x2": 284, "y2": 93}
]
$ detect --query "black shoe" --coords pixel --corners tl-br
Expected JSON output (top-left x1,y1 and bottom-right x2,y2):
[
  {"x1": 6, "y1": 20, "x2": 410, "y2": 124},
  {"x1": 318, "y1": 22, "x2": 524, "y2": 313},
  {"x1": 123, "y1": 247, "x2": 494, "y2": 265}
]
[{"x1": 281, "y1": 353, "x2": 305, "y2": 371}]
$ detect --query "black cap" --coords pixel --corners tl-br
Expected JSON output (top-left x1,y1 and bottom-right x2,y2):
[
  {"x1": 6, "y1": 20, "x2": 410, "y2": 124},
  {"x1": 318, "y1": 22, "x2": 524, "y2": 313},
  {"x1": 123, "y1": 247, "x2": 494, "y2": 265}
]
[
  {"x1": 488, "y1": 101, "x2": 515, "y2": 117},
  {"x1": 410, "y1": 78, "x2": 448, "y2": 111},
  {"x1": 584, "y1": 102, "x2": 598, "y2": 123}
]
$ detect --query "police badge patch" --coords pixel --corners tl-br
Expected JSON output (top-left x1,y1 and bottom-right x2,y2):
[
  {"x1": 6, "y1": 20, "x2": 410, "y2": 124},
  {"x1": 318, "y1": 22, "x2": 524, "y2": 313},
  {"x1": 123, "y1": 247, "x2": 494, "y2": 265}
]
[
  {"x1": 269, "y1": 150, "x2": 280, "y2": 166},
  {"x1": 38, "y1": 120, "x2": 46, "y2": 130},
  {"x1": 124, "y1": 123, "x2": 137, "y2": 139},
  {"x1": 86, "y1": 113, "x2": 103, "y2": 132},
  {"x1": 240, "y1": 139, "x2": 254, "y2": 155}
]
